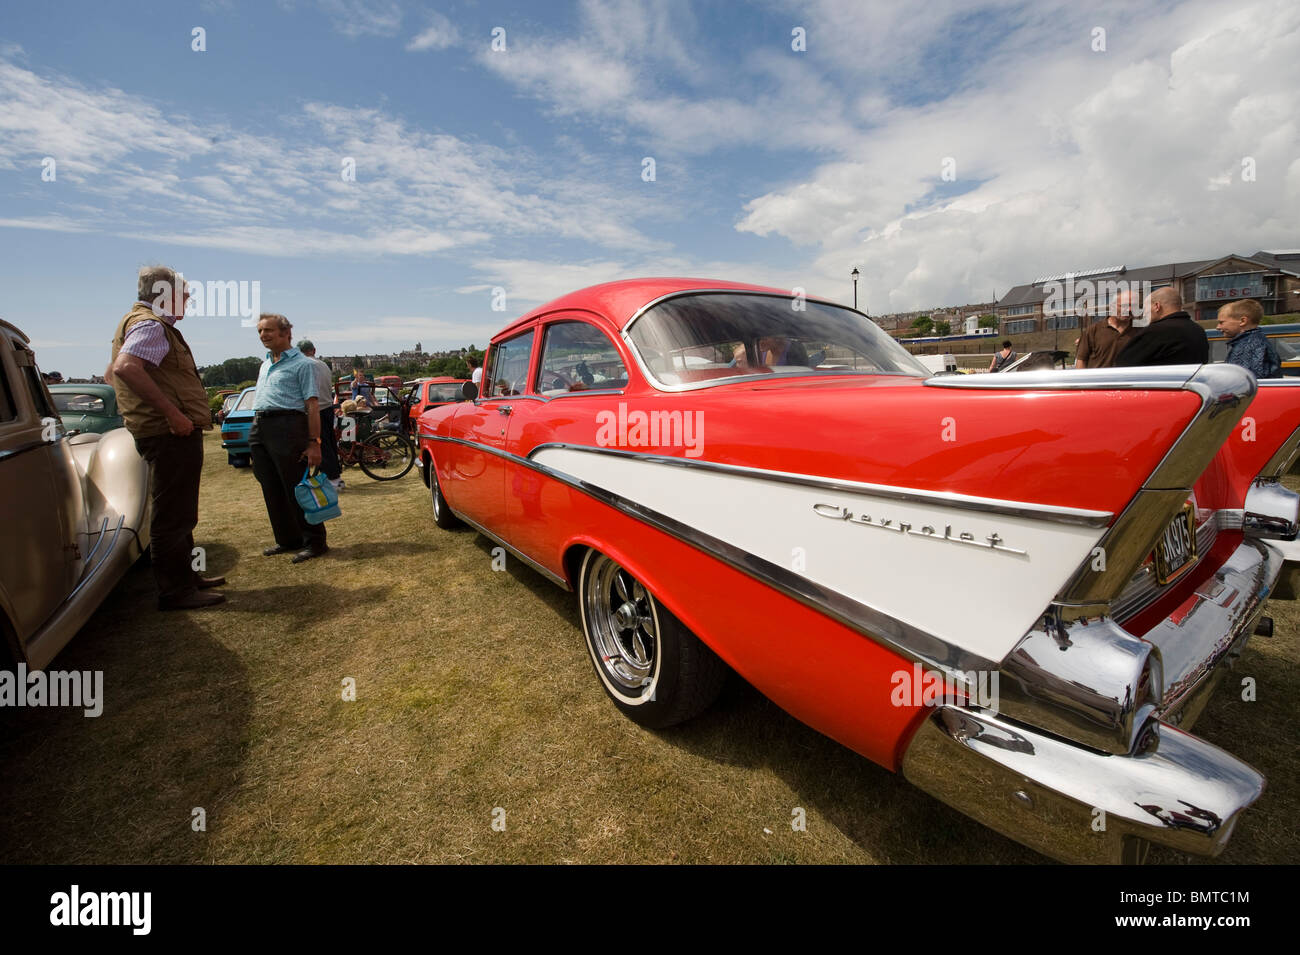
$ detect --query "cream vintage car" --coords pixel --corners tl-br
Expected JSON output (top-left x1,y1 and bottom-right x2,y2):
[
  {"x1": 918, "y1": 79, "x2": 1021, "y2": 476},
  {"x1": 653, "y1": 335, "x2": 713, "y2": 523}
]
[{"x1": 0, "y1": 319, "x2": 150, "y2": 669}]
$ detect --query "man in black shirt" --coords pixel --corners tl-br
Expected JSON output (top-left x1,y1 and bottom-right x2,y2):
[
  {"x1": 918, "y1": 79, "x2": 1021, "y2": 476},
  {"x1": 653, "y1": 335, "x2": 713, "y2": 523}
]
[{"x1": 1115, "y1": 287, "x2": 1208, "y2": 366}]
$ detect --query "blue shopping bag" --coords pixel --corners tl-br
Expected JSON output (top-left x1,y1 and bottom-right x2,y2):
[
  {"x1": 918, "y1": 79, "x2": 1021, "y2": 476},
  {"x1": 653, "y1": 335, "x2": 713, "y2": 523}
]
[{"x1": 295, "y1": 467, "x2": 341, "y2": 524}]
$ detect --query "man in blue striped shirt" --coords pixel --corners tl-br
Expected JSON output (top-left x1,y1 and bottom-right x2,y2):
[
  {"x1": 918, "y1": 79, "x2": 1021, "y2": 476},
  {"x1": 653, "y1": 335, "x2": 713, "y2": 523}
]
[{"x1": 250, "y1": 313, "x2": 328, "y2": 563}]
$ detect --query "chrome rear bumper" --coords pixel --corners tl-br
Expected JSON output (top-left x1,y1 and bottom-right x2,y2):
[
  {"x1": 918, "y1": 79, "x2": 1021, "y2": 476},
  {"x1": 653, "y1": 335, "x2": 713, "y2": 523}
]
[
  {"x1": 902, "y1": 538, "x2": 1278, "y2": 863},
  {"x1": 902, "y1": 708, "x2": 1264, "y2": 864}
]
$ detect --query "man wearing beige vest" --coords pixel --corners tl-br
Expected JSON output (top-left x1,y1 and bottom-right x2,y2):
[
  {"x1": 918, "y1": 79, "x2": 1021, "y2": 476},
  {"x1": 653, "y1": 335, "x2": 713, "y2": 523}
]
[{"x1": 110, "y1": 266, "x2": 226, "y2": 610}]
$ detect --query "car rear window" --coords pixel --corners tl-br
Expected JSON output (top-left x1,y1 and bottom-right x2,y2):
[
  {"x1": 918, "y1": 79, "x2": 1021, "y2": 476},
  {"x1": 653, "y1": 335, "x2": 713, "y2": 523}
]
[{"x1": 627, "y1": 292, "x2": 929, "y2": 388}]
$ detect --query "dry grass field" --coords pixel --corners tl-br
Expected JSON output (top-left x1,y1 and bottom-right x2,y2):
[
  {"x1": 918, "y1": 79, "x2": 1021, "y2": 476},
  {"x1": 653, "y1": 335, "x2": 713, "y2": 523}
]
[{"x1": 0, "y1": 432, "x2": 1296, "y2": 864}]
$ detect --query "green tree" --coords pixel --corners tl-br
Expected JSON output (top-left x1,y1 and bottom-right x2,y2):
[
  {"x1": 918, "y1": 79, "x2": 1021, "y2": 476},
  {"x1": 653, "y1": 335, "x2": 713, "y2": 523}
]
[
  {"x1": 910, "y1": 316, "x2": 933, "y2": 336},
  {"x1": 978, "y1": 314, "x2": 998, "y2": 329},
  {"x1": 934, "y1": 320, "x2": 951, "y2": 336}
]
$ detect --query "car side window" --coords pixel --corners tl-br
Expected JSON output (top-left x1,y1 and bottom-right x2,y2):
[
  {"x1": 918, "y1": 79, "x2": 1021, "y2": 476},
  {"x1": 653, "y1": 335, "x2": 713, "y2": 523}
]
[
  {"x1": 537, "y1": 322, "x2": 629, "y2": 396},
  {"x1": 485, "y1": 330, "x2": 535, "y2": 397},
  {"x1": 0, "y1": 355, "x2": 16, "y2": 423},
  {"x1": 15, "y1": 344, "x2": 60, "y2": 423}
]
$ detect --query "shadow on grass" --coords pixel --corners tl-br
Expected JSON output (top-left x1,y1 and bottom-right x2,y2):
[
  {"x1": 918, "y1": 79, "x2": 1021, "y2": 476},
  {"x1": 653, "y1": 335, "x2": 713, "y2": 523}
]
[{"x1": 0, "y1": 564, "x2": 252, "y2": 863}]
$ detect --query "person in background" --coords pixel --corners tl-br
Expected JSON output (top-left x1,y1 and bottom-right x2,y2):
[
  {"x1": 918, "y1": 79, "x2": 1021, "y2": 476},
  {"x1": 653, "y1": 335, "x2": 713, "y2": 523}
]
[
  {"x1": 250, "y1": 314, "x2": 327, "y2": 564},
  {"x1": 298, "y1": 340, "x2": 344, "y2": 490},
  {"x1": 1218, "y1": 299, "x2": 1281, "y2": 379},
  {"x1": 1115, "y1": 287, "x2": 1208, "y2": 366},
  {"x1": 351, "y1": 369, "x2": 373, "y2": 404},
  {"x1": 467, "y1": 355, "x2": 483, "y2": 387},
  {"x1": 1076, "y1": 289, "x2": 1141, "y2": 368},
  {"x1": 989, "y1": 340, "x2": 1017, "y2": 372},
  {"x1": 109, "y1": 265, "x2": 225, "y2": 611}
]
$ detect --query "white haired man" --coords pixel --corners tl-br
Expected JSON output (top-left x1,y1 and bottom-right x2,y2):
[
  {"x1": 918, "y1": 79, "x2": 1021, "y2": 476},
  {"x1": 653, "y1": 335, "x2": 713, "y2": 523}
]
[
  {"x1": 250, "y1": 314, "x2": 328, "y2": 563},
  {"x1": 109, "y1": 265, "x2": 226, "y2": 610},
  {"x1": 298, "y1": 340, "x2": 343, "y2": 490}
]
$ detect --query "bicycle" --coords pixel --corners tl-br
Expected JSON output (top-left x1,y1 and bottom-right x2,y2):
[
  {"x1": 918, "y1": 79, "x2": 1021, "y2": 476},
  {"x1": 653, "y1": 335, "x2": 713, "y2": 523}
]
[{"x1": 336, "y1": 408, "x2": 415, "y2": 481}]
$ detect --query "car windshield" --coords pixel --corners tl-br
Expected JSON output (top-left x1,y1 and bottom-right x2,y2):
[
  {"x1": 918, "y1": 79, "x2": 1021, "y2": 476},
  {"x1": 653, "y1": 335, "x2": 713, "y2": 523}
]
[
  {"x1": 236, "y1": 388, "x2": 257, "y2": 411},
  {"x1": 627, "y1": 292, "x2": 930, "y2": 388},
  {"x1": 53, "y1": 392, "x2": 106, "y2": 413},
  {"x1": 426, "y1": 384, "x2": 461, "y2": 402}
]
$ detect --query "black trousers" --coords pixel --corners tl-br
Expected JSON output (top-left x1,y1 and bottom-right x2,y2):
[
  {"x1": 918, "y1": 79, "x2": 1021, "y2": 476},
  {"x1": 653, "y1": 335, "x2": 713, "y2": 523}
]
[
  {"x1": 319, "y1": 405, "x2": 341, "y2": 480},
  {"x1": 250, "y1": 412, "x2": 327, "y2": 551},
  {"x1": 134, "y1": 430, "x2": 205, "y2": 601}
]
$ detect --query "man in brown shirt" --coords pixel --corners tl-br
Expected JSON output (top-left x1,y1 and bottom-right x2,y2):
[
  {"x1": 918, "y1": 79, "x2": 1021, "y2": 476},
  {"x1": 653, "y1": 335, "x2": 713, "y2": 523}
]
[
  {"x1": 109, "y1": 266, "x2": 226, "y2": 610},
  {"x1": 1075, "y1": 289, "x2": 1140, "y2": 368}
]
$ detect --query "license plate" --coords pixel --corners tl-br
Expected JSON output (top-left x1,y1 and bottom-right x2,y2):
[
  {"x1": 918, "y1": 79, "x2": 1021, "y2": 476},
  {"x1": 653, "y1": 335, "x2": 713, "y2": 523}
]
[{"x1": 1154, "y1": 503, "x2": 1197, "y2": 585}]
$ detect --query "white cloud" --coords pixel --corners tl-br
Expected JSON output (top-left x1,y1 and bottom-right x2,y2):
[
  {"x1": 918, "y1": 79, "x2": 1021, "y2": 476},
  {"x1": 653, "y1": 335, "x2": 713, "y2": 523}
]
[
  {"x1": 316, "y1": 0, "x2": 403, "y2": 38},
  {"x1": 0, "y1": 56, "x2": 670, "y2": 259},
  {"x1": 738, "y1": 0, "x2": 1300, "y2": 313},
  {"x1": 406, "y1": 12, "x2": 460, "y2": 51}
]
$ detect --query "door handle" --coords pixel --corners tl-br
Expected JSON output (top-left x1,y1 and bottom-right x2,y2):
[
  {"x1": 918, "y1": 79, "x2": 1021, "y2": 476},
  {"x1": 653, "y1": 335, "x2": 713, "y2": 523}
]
[{"x1": 497, "y1": 405, "x2": 513, "y2": 416}]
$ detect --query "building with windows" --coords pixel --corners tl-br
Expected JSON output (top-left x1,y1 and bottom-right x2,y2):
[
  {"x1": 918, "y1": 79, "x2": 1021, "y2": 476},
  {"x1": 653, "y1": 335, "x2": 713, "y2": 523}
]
[{"x1": 993, "y1": 251, "x2": 1300, "y2": 335}]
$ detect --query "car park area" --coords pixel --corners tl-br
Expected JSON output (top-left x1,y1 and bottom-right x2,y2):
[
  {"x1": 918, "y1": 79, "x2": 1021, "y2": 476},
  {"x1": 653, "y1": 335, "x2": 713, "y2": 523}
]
[{"x1": 1, "y1": 429, "x2": 1296, "y2": 864}]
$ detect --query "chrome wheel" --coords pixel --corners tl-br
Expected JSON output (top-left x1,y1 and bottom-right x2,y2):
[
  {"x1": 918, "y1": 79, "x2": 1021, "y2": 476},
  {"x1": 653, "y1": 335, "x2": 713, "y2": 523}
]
[
  {"x1": 584, "y1": 555, "x2": 659, "y2": 697},
  {"x1": 428, "y1": 459, "x2": 459, "y2": 529}
]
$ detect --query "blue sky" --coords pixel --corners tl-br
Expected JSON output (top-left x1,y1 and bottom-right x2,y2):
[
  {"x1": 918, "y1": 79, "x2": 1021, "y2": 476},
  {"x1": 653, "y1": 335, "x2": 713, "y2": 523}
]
[{"x1": 2, "y1": 0, "x2": 1297, "y2": 375}]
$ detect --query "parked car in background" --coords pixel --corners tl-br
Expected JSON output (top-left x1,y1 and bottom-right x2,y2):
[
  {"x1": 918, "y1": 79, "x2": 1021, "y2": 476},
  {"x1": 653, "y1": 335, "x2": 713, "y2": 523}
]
[
  {"x1": 404, "y1": 377, "x2": 469, "y2": 436},
  {"x1": 48, "y1": 382, "x2": 124, "y2": 434},
  {"x1": 1206, "y1": 321, "x2": 1300, "y2": 376},
  {"x1": 212, "y1": 389, "x2": 239, "y2": 424},
  {"x1": 220, "y1": 386, "x2": 256, "y2": 467},
  {"x1": 216, "y1": 390, "x2": 242, "y2": 423},
  {"x1": 416, "y1": 277, "x2": 1300, "y2": 864},
  {"x1": 0, "y1": 320, "x2": 150, "y2": 669}
]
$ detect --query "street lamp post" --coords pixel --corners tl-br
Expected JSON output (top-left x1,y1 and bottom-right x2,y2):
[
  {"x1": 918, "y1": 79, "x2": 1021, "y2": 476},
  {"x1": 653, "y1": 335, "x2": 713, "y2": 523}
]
[{"x1": 851, "y1": 267, "x2": 860, "y2": 310}]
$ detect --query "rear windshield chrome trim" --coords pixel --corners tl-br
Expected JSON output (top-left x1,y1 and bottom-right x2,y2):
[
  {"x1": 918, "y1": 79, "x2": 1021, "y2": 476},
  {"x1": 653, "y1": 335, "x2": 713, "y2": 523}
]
[{"x1": 620, "y1": 288, "x2": 926, "y2": 394}]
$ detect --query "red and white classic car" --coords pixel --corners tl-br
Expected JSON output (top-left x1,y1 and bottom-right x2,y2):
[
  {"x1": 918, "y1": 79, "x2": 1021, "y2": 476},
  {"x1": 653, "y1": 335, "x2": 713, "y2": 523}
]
[{"x1": 415, "y1": 278, "x2": 1300, "y2": 864}]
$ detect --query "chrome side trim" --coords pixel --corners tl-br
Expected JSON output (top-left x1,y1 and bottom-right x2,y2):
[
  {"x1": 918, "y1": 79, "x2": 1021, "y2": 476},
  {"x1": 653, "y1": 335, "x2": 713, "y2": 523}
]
[
  {"x1": 425, "y1": 434, "x2": 997, "y2": 674},
  {"x1": 527, "y1": 443, "x2": 1112, "y2": 527},
  {"x1": 923, "y1": 365, "x2": 1210, "y2": 392},
  {"x1": 0, "y1": 436, "x2": 58, "y2": 463},
  {"x1": 67, "y1": 516, "x2": 124, "y2": 603},
  {"x1": 1259, "y1": 425, "x2": 1300, "y2": 479},
  {"x1": 547, "y1": 389, "x2": 626, "y2": 399},
  {"x1": 902, "y1": 707, "x2": 1265, "y2": 864},
  {"x1": 453, "y1": 511, "x2": 570, "y2": 590}
]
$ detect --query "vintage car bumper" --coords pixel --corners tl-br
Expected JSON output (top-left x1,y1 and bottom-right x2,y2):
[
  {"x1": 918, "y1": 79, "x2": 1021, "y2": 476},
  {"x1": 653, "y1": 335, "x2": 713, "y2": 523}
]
[{"x1": 901, "y1": 537, "x2": 1278, "y2": 864}]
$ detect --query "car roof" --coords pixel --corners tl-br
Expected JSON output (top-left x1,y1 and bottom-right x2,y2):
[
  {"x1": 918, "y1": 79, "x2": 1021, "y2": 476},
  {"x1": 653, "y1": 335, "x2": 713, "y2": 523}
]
[
  {"x1": 48, "y1": 382, "x2": 116, "y2": 395},
  {"x1": 491, "y1": 277, "x2": 814, "y2": 339}
]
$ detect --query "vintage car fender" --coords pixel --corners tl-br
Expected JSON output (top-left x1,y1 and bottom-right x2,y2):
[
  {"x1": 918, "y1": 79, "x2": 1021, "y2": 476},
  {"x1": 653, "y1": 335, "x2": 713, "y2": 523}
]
[{"x1": 19, "y1": 428, "x2": 150, "y2": 670}]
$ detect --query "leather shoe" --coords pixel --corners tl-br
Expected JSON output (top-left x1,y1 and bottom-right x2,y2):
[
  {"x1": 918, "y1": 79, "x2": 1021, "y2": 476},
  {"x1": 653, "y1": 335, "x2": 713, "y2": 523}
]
[
  {"x1": 196, "y1": 575, "x2": 226, "y2": 589},
  {"x1": 159, "y1": 590, "x2": 226, "y2": 611},
  {"x1": 291, "y1": 545, "x2": 329, "y2": 564},
  {"x1": 263, "y1": 545, "x2": 292, "y2": 556}
]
